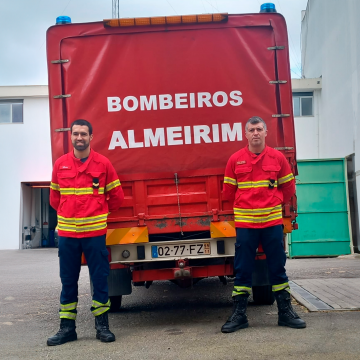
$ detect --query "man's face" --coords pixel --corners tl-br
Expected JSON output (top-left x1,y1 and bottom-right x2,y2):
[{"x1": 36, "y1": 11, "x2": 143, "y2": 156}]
[
  {"x1": 71, "y1": 125, "x2": 93, "y2": 151},
  {"x1": 245, "y1": 122, "x2": 267, "y2": 148}
]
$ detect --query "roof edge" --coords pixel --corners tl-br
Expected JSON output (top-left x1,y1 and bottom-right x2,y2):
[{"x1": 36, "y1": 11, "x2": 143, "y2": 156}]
[{"x1": 0, "y1": 85, "x2": 49, "y2": 98}]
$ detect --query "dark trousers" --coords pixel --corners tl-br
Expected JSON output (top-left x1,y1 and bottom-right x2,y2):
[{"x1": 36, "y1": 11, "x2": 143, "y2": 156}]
[
  {"x1": 58, "y1": 235, "x2": 110, "y2": 318},
  {"x1": 234, "y1": 225, "x2": 288, "y2": 289}
]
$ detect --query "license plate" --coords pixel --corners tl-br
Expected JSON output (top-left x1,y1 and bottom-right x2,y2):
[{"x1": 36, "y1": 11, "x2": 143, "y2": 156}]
[{"x1": 152, "y1": 243, "x2": 210, "y2": 258}]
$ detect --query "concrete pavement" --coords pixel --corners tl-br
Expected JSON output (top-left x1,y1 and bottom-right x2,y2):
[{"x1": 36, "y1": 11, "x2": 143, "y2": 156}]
[{"x1": 0, "y1": 249, "x2": 360, "y2": 360}]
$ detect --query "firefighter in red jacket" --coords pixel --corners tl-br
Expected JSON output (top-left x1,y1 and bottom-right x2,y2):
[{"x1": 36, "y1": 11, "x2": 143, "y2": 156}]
[
  {"x1": 221, "y1": 116, "x2": 306, "y2": 333},
  {"x1": 47, "y1": 119, "x2": 124, "y2": 346}
]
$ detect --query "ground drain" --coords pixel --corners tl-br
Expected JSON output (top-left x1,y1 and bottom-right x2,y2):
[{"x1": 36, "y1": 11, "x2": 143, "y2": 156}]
[{"x1": 289, "y1": 281, "x2": 333, "y2": 310}]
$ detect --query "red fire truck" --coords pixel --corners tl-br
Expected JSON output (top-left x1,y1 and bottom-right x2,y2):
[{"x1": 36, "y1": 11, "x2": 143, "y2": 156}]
[{"x1": 46, "y1": 8, "x2": 297, "y2": 311}]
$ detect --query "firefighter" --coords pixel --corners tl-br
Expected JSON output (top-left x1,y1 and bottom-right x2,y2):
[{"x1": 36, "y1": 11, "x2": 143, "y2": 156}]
[
  {"x1": 221, "y1": 116, "x2": 306, "y2": 333},
  {"x1": 47, "y1": 119, "x2": 124, "y2": 346}
]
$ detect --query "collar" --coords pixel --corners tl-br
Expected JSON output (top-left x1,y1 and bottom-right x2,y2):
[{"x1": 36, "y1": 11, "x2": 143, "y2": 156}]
[
  {"x1": 245, "y1": 145, "x2": 268, "y2": 165},
  {"x1": 70, "y1": 149, "x2": 94, "y2": 172}
]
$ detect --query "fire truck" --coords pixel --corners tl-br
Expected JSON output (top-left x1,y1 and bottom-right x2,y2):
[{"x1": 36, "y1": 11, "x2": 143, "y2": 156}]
[{"x1": 46, "y1": 4, "x2": 297, "y2": 311}]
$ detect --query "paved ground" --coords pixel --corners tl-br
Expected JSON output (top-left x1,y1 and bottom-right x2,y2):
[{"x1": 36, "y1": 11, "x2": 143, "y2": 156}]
[
  {"x1": 287, "y1": 254, "x2": 360, "y2": 311},
  {"x1": 291, "y1": 278, "x2": 360, "y2": 311},
  {"x1": 0, "y1": 249, "x2": 360, "y2": 360}
]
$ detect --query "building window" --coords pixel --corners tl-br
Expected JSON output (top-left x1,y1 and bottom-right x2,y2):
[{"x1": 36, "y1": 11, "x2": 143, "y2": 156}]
[
  {"x1": 293, "y1": 92, "x2": 313, "y2": 117},
  {"x1": 0, "y1": 99, "x2": 23, "y2": 124}
]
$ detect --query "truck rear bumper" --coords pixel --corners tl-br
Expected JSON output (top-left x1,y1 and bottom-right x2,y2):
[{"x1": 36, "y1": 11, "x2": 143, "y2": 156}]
[
  {"x1": 109, "y1": 237, "x2": 237, "y2": 264},
  {"x1": 132, "y1": 263, "x2": 234, "y2": 282},
  {"x1": 109, "y1": 258, "x2": 270, "y2": 286}
]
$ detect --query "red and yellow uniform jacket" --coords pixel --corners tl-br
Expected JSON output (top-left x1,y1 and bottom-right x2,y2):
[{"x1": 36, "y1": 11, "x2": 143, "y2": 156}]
[
  {"x1": 50, "y1": 150, "x2": 124, "y2": 237},
  {"x1": 223, "y1": 146, "x2": 295, "y2": 229}
]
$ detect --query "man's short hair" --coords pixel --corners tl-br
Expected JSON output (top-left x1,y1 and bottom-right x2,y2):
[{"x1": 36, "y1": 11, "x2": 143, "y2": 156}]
[
  {"x1": 245, "y1": 116, "x2": 267, "y2": 132},
  {"x1": 70, "y1": 119, "x2": 93, "y2": 135}
]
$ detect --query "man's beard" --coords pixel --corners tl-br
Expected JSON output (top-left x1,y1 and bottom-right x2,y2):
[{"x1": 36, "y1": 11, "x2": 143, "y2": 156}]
[{"x1": 73, "y1": 140, "x2": 89, "y2": 151}]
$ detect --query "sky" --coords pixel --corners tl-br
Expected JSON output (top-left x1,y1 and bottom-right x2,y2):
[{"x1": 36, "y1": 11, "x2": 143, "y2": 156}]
[{"x1": 0, "y1": 0, "x2": 308, "y2": 86}]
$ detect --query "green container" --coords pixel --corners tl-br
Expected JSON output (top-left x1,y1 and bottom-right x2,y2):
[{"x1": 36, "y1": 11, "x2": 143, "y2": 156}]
[{"x1": 289, "y1": 159, "x2": 352, "y2": 258}]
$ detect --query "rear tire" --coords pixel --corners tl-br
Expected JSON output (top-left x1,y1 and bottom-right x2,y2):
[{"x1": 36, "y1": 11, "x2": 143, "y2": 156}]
[
  {"x1": 252, "y1": 285, "x2": 274, "y2": 305},
  {"x1": 109, "y1": 295, "x2": 122, "y2": 312}
]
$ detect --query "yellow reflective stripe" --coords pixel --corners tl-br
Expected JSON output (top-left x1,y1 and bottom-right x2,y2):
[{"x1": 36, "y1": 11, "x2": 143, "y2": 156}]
[
  {"x1": 234, "y1": 212, "x2": 282, "y2": 223},
  {"x1": 233, "y1": 286, "x2": 251, "y2": 292},
  {"x1": 57, "y1": 222, "x2": 107, "y2": 232},
  {"x1": 232, "y1": 286, "x2": 252, "y2": 296},
  {"x1": 105, "y1": 179, "x2": 121, "y2": 192},
  {"x1": 234, "y1": 205, "x2": 282, "y2": 212},
  {"x1": 278, "y1": 173, "x2": 294, "y2": 185},
  {"x1": 234, "y1": 210, "x2": 282, "y2": 219},
  {"x1": 238, "y1": 180, "x2": 278, "y2": 189},
  {"x1": 234, "y1": 205, "x2": 282, "y2": 216},
  {"x1": 91, "y1": 299, "x2": 110, "y2": 316},
  {"x1": 92, "y1": 307, "x2": 110, "y2": 316},
  {"x1": 59, "y1": 312, "x2": 77, "y2": 320},
  {"x1": 57, "y1": 213, "x2": 108, "y2": 225},
  {"x1": 59, "y1": 187, "x2": 105, "y2": 195},
  {"x1": 60, "y1": 302, "x2": 77, "y2": 311},
  {"x1": 224, "y1": 177, "x2": 237, "y2": 186},
  {"x1": 272, "y1": 282, "x2": 290, "y2": 292},
  {"x1": 51, "y1": 182, "x2": 60, "y2": 191},
  {"x1": 92, "y1": 299, "x2": 111, "y2": 308},
  {"x1": 58, "y1": 222, "x2": 108, "y2": 229}
]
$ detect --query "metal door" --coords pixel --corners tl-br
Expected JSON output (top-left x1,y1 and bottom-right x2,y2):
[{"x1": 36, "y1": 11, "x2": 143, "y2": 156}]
[{"x1": 289, "y1": 159, "x2": 352, "y2": 257}]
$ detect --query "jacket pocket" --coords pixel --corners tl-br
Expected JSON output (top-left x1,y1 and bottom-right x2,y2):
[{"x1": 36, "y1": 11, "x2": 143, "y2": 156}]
[
  {"x1": 262, "y1": 164, "x2": 281, "y2": 188},
  {"x1": 57, "y1": 172, "x2": 76, "y2": 188},
  {"x1": 235, "y1": 165, "x2": 252, "y2": 191},
  {"x1": 58, "y1": 197, "x2": 68, "y2": 212}
]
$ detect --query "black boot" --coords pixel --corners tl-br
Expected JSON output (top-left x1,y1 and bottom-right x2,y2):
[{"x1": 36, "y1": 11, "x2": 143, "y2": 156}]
[
  {"x1": 47, "y1": 318, "x2": 77, "y2": 346},
  {"x1": 221, "y1": 294, "x2": 249, "y2": 333},
  {"x1": 95, "y1": 312, "x2": 116, "y2": 342},
  {"x1": 274, "y1": 289, "x2": 306, "y2": 329}
]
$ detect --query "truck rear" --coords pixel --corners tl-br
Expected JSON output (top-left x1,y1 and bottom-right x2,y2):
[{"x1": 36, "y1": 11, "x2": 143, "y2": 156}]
[{"x1": 46, "y1": 10, "x2": 297, "y2": 309}]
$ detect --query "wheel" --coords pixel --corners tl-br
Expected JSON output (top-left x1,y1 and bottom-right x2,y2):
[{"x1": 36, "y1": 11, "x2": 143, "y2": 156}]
[
  {"x1": 252, "y1": 285, "x2": 274, "y2": 305},
  {"x1": 109, "y1": 295, "x2": 122, "y2": 312}
]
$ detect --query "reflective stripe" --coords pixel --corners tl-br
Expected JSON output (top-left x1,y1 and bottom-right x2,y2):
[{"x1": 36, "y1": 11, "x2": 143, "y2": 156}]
[
  {"x1": 60, "y1": 302, "x2": 77, "y2": 311},
  {"x1": 60, "y1": 187, "x2": 105, "y2": 195},
  {"x1": 234, "y1": 212, "x2": 282, "y2": 223},
  {"x1": 105, "y1": 179, "x2": 121, "y2": 192},
  {"x1": 232, "y1": 286, "x2": 252, "y2": 296},
  {"x1": 59, "y1": 312, "x2": 77, "y2": 320},
  {"x1": 234, "y1": 205, "x2": 282, "y2": 216},
  {"x1": 278, "y1": 173, "x2": 294, "y2": 185},
  {"x1": 272, "y1": 282, "x2": 290, "y2": 292},
  {"x1": 224, "y1": 177, "x2": 237, "y2": 186},
  {"x1": 57, "y1": 222, "x2": 107, "y2": 232},
  {"x1": 57, "y1": 213, "x2": 108, "y2": 225},
  {"x1": 91, "y1": 299, "x2": 110, "y2": 316},
  {"x1": 92, "y1": 299, "x2": 111, "y2": 308},
  {"x1": 51, "y1": 182, "x2": 60, "y2": 191},
  {"x1": 92, "y1": 307, "x2": 110, "y2": 316},
  {"x1": 238, "y1": 179, "x2": 278, "y2": 189}
]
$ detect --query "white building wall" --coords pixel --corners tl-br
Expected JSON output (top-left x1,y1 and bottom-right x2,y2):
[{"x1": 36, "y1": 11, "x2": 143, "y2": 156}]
[
  {"x1": 301, "y1": 0, "x2": 360, "y2": 249},
  {"x1": 0, "y1": 88, "x2": 52, "y2": 249},
  {"x1": 301, "y1": 0, "x2": 359, "y2": 160}
]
